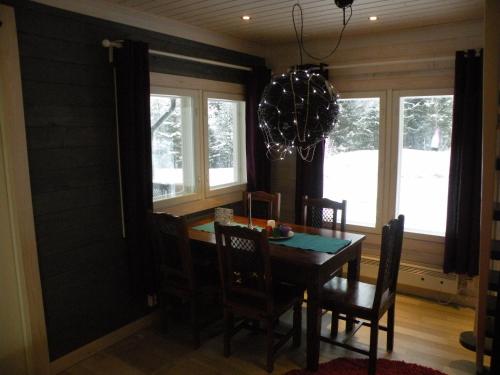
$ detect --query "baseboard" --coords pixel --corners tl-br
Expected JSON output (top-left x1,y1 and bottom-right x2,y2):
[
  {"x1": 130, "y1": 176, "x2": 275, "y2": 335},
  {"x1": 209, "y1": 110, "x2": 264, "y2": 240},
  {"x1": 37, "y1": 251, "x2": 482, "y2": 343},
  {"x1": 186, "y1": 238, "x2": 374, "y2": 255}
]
[{"x1": 49, "y1": 311, "x2": 160, "y2": 375}]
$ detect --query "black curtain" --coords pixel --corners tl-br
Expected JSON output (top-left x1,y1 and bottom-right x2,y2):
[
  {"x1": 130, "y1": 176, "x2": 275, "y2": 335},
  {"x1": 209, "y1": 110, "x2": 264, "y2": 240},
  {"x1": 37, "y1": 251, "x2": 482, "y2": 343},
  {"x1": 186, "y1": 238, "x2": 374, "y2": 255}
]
[
  {"x1": 114, "y1": 40, "x2": 154, "y2": 297},
  {"x1": 294, "y1": 64, "x2": 328, "y2": 224},
  {"x1": 443, "y1": 49, "x2": 483, "y2": 276},
  {"x1": 246, "y1": 65, "x2": 272, "y2": 191}
]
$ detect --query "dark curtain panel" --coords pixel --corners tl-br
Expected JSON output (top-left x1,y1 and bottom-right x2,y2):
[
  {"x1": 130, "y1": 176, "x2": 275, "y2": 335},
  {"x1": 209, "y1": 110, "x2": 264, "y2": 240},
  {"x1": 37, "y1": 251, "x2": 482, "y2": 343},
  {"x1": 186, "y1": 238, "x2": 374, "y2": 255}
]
[
  {"x1": 114, "y1": 40, "x2": 154, "y2": 297},
  {"x1": 294, "y1": 64, "x2": 328, "y2": 224},
  {"x1": 246, "y1": 65, "x2": 272, "y2": 191},
  {"x1": 443, "y1": 49, "x2": 483, "y2": 276}
]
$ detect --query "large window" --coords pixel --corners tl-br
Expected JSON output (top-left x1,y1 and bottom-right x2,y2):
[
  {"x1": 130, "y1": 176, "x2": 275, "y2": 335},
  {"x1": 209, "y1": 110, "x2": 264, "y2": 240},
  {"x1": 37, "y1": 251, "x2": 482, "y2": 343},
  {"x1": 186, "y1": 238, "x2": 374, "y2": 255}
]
[
  {"x1": 396, "y1": 94, "x2": 453, "y2": 235},
  {"x1": 150, "y1": 74, "x2": 246, "y2": 211},
  {"x1": 323, "y1": 90, "x2": 453, "y2": 237},
  {"x1": 324, "y1": 95, "x2": 381, "y2": 228}
]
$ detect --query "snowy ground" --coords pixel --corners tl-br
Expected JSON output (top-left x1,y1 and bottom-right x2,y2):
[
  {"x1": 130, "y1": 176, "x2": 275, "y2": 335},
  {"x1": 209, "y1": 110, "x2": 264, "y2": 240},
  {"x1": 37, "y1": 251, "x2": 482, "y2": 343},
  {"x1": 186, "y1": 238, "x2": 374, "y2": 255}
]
[
  {"x1": 155, "y1": 149, "x2": 450, "y2": 236},
  {"x1": 153, "y1": 167, "x2": 235, "y2": 190},
  {"x1": 324, "y1": 149, "x2": 450, "y2": 235}
]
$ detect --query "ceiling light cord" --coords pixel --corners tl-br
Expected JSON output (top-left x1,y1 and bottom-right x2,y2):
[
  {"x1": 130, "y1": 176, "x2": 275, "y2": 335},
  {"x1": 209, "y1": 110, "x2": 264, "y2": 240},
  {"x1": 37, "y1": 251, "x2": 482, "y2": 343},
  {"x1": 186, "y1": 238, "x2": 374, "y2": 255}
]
[{"x1": 292, "y1": 2, "x2": 353, "y2": 63}]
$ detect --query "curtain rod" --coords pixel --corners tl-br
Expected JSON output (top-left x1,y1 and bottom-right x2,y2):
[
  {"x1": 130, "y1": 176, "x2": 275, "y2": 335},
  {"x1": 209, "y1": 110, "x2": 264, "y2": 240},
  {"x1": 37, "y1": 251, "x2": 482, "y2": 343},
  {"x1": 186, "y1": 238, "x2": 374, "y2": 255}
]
[{"x1": 102, "y1": 39, "x2": 252, "y2": 71}]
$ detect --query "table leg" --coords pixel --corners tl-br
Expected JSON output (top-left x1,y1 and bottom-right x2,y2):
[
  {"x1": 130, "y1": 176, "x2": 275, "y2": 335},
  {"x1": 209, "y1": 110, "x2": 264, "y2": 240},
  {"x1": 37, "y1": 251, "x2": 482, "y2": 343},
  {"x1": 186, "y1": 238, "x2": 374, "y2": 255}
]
[
  {"x1": 346, "y1": 244, "x2": 361, "y2": 332},
  {"x1": 306, "y1": 279, "x2": 322, "y2": 371}
]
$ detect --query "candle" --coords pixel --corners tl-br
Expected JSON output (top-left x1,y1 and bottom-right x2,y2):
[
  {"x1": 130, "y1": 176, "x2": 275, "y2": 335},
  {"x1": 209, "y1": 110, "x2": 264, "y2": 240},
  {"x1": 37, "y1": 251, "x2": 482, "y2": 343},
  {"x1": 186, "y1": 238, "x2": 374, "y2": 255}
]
[{"x1": 248, "y1": 193, "x2": 253, "y2": 229}]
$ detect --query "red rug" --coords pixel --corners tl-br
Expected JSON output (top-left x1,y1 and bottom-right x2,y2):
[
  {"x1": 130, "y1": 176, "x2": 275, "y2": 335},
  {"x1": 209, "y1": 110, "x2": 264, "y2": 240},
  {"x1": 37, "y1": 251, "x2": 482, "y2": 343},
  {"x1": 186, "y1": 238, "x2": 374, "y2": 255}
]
[{"x1": 284, "y1": 358, "x2": 447, "y2": 375}]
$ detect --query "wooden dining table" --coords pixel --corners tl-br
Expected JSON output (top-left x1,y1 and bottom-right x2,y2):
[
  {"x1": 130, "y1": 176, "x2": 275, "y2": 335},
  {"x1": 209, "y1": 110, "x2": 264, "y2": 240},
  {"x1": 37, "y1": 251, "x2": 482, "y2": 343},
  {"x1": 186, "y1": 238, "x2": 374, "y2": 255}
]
[{"x1": 188, "y1": 215, "x2": 365, "y2": 372}]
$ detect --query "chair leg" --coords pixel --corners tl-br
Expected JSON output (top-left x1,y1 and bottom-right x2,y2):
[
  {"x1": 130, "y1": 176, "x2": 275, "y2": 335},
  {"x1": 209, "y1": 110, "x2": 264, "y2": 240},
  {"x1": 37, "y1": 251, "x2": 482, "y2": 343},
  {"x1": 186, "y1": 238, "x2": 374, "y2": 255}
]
[
  {"x1": 330, "y1": 311, "x2": 339, "y2": 338},
  {"x1": 190, "y1": 298, "x2": 200, "y2": 349},
  {"x1": 293, "y1": 301, "x2": 302, "y2": 347},
  {"x1": 387, "y1": 304, "x2": 395, "y2": 352},
  {"x1": 223, "y1": 309, "x2": 233, "y2": 357},
  {"x1": 368, "y1": 319, "x2": 379, "y2": 375},
  {"x1": 266, "y1": 319, "x2": 274, "y2": 373}
]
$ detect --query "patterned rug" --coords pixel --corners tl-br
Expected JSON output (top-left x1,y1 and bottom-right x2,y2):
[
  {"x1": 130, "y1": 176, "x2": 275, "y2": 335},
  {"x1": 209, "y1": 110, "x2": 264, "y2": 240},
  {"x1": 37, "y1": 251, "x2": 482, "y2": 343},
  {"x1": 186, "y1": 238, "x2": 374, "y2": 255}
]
[{"x1": 284, "y1": 358, "x2": 447, "y2": 375}]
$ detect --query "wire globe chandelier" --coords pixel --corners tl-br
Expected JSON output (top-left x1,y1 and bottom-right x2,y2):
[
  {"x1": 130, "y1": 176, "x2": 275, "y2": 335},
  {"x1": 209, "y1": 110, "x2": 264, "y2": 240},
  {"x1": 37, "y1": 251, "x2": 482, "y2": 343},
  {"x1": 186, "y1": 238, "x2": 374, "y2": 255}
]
[
  {"x1": 258, "y1": 70, "x2": 339, "y2": 162},
  {"x1": 258, "y1": 0, "x2": 354, "y2": 162}
]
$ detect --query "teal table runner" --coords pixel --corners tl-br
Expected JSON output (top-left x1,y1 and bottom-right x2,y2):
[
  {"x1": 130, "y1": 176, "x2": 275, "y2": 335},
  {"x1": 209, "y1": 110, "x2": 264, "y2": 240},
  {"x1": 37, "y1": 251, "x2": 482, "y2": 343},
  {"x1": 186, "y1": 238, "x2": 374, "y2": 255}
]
[{"x1": 192, "y1": 222, "x2": 351, "y2": 254}]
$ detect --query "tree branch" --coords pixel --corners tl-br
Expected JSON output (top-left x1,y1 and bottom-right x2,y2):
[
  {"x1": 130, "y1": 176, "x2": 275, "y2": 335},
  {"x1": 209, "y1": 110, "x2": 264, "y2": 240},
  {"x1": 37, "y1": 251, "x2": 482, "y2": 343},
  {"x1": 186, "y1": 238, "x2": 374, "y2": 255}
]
[{"x1": 151, "y1": 99, "x2": 177, "y2": 134}]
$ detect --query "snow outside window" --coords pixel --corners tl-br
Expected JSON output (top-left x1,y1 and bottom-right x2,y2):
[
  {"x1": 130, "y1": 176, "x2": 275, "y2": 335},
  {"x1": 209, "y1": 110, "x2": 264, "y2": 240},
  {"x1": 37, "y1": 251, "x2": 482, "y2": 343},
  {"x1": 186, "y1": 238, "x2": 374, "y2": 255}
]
[
  {"x1": 207, "y1": 98, "x2": 246, "y2": 189},
  {"x1": 324, "y1": 97, "x2": 380, "y2": 228},
  {"x1": 150, "y1": 92, "x2": 197, "y2": 202},
  {"x1": 396, "y1": 95, "x2": 453, "y2": 236}
]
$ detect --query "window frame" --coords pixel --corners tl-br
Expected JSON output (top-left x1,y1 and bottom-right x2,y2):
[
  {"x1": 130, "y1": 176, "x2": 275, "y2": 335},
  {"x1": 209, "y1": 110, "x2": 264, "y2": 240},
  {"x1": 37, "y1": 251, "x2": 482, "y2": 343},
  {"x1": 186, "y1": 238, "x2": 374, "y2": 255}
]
[
  {"x1": 150, "y1": 86, "x2": 203, "y2": 210},
  {"x1": 325, "y1": 91, "x2": 387, "y2": 234},
  {"x1": 203, "y1": 91, "x2": 247, "y2": 197},
  {"x1": 150, "y1": 73, "x2": 247, "y2": 215},
  {"x1": 390, "y1": 88, "x2": 454, "y2": 241}
]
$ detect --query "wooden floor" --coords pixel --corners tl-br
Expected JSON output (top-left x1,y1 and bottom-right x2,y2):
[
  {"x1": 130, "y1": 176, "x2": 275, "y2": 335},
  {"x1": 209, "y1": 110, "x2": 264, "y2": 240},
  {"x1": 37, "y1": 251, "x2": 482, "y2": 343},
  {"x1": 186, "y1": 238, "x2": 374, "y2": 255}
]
[{"x1": 60, "y1": 294, "x2": 478, "y2": 375}]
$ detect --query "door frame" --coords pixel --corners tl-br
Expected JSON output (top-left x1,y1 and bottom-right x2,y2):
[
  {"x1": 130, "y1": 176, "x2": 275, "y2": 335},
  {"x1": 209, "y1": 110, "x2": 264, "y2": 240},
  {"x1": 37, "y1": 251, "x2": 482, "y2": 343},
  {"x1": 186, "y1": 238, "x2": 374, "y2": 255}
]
[{"x1": 0, "y1": 5, "x2": 50, "y2": 375}]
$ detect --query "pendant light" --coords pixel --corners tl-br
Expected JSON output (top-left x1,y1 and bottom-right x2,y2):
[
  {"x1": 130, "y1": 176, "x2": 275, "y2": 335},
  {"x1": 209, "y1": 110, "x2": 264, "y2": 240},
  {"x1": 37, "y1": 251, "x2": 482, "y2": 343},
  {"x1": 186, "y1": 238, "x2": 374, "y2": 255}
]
[{"x1": 258, "y1": 0, "x2": 354, "y2": 161}]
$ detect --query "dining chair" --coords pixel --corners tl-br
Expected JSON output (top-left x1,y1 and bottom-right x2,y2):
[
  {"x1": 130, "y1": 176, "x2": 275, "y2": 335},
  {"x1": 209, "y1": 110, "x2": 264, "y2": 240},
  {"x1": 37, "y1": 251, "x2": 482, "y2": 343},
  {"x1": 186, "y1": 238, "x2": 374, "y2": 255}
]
[
  {"x1": 302, "y1": 195, "x2": 347, "y2": 231},
  {"x1": 214, "y1": 222, "x2": 303, "y2": 372},
  {"x1": 149, "y1": 212, "x2": 220, "y2": 349},
  {"x1": 242, "y1": 191, "x2": 281, "y2": 221},
  {"x1": 319, "y1": 215, "x2": 405, "y2": 375}
]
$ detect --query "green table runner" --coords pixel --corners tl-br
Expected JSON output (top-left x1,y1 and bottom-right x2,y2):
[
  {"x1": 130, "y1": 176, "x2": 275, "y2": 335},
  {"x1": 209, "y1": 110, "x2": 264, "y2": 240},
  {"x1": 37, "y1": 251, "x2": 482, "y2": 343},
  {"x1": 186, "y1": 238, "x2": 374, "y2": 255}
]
[{"x1": 191, "y1": 222, "x2": 351, "y2": 254}]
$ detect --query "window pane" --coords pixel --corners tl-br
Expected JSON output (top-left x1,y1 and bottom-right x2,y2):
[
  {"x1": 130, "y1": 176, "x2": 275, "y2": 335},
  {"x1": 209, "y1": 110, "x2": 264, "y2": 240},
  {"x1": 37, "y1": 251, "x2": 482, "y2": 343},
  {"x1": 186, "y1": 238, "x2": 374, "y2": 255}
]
[
  {"x1": 324, "y1": 98, "x2": 380, "y2": 227},
  {"x1": 207, "y1": 98, "x2": 246, "y2": 188},
  {"x1": 151, "y1": 94, "x2": 195, "y2": 201},
  {"x1": 397, "y1": 95, "x2": 453, "y2": 235}
]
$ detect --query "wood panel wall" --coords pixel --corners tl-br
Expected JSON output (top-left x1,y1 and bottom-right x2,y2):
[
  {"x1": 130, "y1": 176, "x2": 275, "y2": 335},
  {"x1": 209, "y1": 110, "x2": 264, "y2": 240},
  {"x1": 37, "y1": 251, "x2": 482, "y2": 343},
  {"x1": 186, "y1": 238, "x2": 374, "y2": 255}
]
[{"x1": 3, "y1": 0, "x2": 264, "y2": 360}]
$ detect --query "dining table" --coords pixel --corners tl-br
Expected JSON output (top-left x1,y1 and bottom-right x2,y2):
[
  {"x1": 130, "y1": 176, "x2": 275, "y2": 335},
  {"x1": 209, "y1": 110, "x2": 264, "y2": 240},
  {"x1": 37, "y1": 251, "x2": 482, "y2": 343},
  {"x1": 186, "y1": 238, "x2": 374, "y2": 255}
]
[{"x1": 188, "y1": 215, "x2": 366, "y2": 372}]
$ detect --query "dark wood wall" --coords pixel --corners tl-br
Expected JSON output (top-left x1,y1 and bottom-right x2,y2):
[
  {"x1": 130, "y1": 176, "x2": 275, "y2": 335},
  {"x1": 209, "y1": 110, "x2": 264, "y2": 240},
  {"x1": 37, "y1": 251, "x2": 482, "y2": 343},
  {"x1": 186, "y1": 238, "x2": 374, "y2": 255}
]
[{"x1": 4, "y1": 0, "x2": 264, "y2": 360}]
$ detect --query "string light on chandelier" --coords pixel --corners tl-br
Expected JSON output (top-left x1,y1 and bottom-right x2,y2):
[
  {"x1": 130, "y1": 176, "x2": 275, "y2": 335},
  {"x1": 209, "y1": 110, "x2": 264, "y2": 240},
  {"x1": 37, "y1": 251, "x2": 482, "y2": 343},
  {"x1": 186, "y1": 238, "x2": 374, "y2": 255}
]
[{"x1": 258, "y1": 0, "x2": 354, "y2": 161}]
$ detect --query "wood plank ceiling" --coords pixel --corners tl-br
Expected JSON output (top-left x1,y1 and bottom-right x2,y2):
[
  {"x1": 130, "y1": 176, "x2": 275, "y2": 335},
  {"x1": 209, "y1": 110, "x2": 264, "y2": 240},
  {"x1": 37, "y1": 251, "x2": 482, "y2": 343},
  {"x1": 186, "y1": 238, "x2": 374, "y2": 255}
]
[{"x1": 104, "y1": 0, "x2": 484, "y2": 43}]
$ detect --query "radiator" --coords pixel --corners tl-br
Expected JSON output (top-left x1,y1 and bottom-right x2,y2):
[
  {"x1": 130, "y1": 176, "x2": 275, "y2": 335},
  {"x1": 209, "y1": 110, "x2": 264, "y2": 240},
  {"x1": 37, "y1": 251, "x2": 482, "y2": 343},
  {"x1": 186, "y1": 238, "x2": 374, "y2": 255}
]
[{"x1": 360, "y1": 256, "x2": 459, "y2": 294}]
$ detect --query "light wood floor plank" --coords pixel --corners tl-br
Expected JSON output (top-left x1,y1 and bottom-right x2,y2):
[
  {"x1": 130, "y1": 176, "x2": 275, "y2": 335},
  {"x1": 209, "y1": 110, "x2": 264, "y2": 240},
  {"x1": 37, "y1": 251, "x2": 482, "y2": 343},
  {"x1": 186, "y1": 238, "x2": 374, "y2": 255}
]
[{"x1": 60, "y1": 294, "x2": 478, "y2": 374}]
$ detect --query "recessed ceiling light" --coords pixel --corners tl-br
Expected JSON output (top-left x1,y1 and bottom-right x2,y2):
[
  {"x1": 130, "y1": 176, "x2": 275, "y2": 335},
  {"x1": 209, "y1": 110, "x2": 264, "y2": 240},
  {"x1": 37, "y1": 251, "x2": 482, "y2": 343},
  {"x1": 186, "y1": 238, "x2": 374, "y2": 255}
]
[
  {"x1": 369, "y1": 16, "x2": 378, "y2": 21},
  {"x1": 241, "y1": 15, "x2": 251, "y2": 21}
]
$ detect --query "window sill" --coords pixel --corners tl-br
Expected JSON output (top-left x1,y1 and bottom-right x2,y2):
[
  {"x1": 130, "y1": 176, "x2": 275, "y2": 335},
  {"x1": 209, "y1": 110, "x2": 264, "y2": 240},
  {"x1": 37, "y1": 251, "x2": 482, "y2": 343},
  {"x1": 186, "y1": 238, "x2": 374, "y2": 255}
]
[
  {"x1": 205, "y1": 182, "x2": 247, "y2": 198},
  {"x1": 153, "y1": 189, "x2": 243, "y2": 217}
]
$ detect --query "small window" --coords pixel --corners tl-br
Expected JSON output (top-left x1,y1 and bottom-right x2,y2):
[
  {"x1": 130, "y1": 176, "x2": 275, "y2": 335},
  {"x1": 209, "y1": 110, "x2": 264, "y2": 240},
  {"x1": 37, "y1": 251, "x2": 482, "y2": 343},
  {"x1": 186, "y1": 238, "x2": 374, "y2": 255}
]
[
  {"x1": 324, "y1": 96, "x2": 381, "y2": 228},
  {"x1": 150, "y1": 90, "x2": 198, "y2": 202},
  {"x1": 206, "y1": 96, "x2": 246, "y2": 190}
]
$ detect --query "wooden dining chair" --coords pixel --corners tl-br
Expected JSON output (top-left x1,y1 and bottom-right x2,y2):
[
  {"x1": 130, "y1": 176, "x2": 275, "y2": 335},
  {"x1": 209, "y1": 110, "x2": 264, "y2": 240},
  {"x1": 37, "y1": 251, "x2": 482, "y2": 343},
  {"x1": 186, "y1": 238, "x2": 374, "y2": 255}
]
[
  {"x1": 319, "y1": 215, "x2": 405, "y2": 375},
  {"x1": 149, "y1": 212, "x2": 219, "y2": 349},
  {"x1": 214, "y1": 222, "x2": 303, "y2": 372},
  {"x1": 302, "y1": 195, "x2": 347, "y2": 231},
  {"x1": 242, "y1": 191, "x2": 281, "y2": 221}
]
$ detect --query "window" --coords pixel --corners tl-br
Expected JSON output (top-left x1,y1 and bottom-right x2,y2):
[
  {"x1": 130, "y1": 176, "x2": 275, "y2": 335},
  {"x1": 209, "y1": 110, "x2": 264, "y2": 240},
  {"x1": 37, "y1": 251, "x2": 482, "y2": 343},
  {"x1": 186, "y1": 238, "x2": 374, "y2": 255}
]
[
  {"x1": 323, "y1": 90, "x2": 453, "y2": 238},
  {"x1": 150, "y1": 73, "x2": 246, "y2": 212},
  {"x1": 206, "y1": 96, "x2": 246, "y2": 190},
  {"x1": 150, "y1": 89, "x2": 198, "y2": 202},
  {"x1": 324, "y1": 95, "x2": 382, "y2": 228},
  {"x1": 396, "y1": 94, "x2": 453, "y2": 236}
]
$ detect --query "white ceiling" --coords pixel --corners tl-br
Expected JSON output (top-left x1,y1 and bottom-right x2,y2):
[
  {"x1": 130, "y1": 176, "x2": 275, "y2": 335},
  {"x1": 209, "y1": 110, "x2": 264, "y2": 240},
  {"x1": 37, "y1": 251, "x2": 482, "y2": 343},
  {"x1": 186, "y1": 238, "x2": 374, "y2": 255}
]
[{"x1": 104, "y1": 0, "x2": 484, "y2": 43}]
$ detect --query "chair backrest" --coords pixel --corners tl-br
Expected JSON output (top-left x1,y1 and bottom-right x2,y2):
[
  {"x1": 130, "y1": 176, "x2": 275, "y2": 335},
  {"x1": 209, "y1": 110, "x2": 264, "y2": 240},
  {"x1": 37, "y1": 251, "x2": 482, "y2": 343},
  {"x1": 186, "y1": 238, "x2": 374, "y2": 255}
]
[
  {"x1": 214, "y1": 222, "x2": 274, "y2": 313},
  {"x1": 373, "y1": 215, "x2": 405, "y2": 311},
  {"x1": 242, "y1": 191, "x2": 281, "y2": 221},
  {"x1": 149, "y1": 212, "x2": 195, "y2": 290},
  {"x1": 302, "y1": 195, "x2": 347, "y2": 231}
]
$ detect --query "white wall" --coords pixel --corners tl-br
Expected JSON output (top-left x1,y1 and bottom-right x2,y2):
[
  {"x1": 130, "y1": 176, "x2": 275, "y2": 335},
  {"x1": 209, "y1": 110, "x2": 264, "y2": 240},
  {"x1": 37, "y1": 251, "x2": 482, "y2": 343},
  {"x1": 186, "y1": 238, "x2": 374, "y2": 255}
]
[{"x1": 262, "y1": 20, "x2": 483, "y2": 269}]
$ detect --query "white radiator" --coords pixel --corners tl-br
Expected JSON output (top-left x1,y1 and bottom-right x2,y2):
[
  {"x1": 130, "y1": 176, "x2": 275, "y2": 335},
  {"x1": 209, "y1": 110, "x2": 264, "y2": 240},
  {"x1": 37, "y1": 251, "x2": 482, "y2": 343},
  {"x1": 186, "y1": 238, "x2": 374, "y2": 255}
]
[{"x1": 360, "y1": 256, "x2": 459, "y2": 294}]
